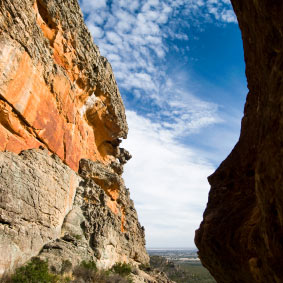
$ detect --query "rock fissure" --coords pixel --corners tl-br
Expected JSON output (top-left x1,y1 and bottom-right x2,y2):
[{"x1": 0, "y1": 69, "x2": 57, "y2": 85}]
[{"x1": 0, "y1": 93, "x2": 54, "y2": 153}]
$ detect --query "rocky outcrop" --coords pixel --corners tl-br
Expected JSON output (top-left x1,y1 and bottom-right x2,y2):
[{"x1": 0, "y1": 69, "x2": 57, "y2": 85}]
[
  {"x1": 0, "y1": 148, "x2": 149, "y2": 276},
  {"x1": 195, "y1": 1, "x2": 283, "y2": 282},
  {"x1": 0, "y1": 0, "x2": 127, "y2": 172},
  {"x1": 39, "y1": 158, "x2": 148, "y2": 272},
  {"x1": 0, "y1": 0, "x2": 150, "y2": 280},
  {"x1": 0, "y1": 149, "x2": 78, "y2": 275}
]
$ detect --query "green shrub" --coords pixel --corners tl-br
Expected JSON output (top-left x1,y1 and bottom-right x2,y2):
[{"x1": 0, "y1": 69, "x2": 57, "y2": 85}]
[
  {"x1": 0, "y1": 273, "x2": 13, "y2": 283},
  {"x1": 72, "y1": 260, "x2": 97, "y2": 282},
  {"x1": 139, "y1": 263, "x2": 151, "y2": 272},
  {"x1": 11, "y1": 257, "x2": 59, "y2": 283},
  {"x1": 111, "y1": 263, "x2": 132, "y2": 277},
  {"x1": 74, "y1": 266, "x2": 96, "y2": 282},
  {"x1": 73, "y1": 234, "x2": 82, "y2": 240},
  {"x1": 104, "y1": 273, "x2": 131, "y2": 283},
  {"x1": 72, "y1": 261, "x2": 133, "y2": 283},
  {"x1": 60, "y1": 277, "x2": 71, "y2": 283},
  {"x1": 80, "y1": 260, "x2": 97, "y2": 271},
  {"x1": 60, "y1": 260, "x2": 72, "y2": 275}
]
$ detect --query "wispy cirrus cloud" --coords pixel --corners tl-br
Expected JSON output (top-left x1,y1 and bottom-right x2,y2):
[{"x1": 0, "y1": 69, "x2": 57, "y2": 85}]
[
  {"x1": 79, "y1": 0, "x2": 236, "y2": 136},
  {"x1": 78, "y1": 0, "x2": 242, "y2": 248}
]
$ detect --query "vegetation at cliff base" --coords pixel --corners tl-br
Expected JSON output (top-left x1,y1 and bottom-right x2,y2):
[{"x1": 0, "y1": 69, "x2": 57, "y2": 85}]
[
  {"x1": 10, "y1": 257, "x2": 70, "y2": 283},
  {"x1": 1, "y1": 258, "x2": 133, "y2": 283},
  {"x1": 79, "y1": 260, "x2": 97, "y2": 272},
  {"x1": 110, "y1": 263, "x2": 132, "y2": 277},
  {"x1": 73, "y1": 260, "x2": 132, "y2": 283}
]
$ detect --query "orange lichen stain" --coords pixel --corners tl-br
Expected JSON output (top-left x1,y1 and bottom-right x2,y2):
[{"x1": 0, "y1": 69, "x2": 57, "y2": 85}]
[
  {"x1": 107, "y1": 200, "x2": 119, "y2": 215},
  {"x1": 0, "y1": 126, "x2": 8, "y2": 151},
  {"x1": 34, "y1": 0, "x2": 57, "y2": 43},
  {"x1": 0, "y1": 6, "x2": 120, "y2": 172},
  {"x1": 92, "y1": 178, "x2": 120, "y2": 201},
  {"x1": 0, "y1": 41, "x2": 113, "y2": 171},
  {"x1": 33, "y1": 96, "x2": 65, "y2": 160},
  {"x1": 35, "y1": 1, "x2": 79, "y2": 85},
  {"x1": 78, "y1": 119, "x2": 87, "y2": 140},
  {"x1": 0, "y1": 101, "x2": 22, "y2": 136},
  {"x1": 108, "y1": 189, "x2": 119, "y2": 201},
  {"x1": 37, "y1": 15, "x2": 57, "y2": 43},
  {"x1": 53, "y1": 75, "x2": 75, "y2": 123},
  {"x1": 53, "y1": 32, "x2": 79, "y2": 82},
  {"x1": 34, "y1": 0, "x2": 80, "y2": 84},
  {"x1": 5, "y1": 135, "x2": 29, "y2": 154},
  {"x1": 2, "y1": 52, "x2": 33, "y2": 112},
  {"x1": 0, "y1": 49, "x2": 63, "y2": 161},
  {"x1": 63, "y1": 123, "x2": 82, "y2": 171},
  {"x1": 34, "y1": 3, "x2": 116, "y2": 167},
  {"x1": 0, "y1": 101, "x2": 42, "y2": 152}
]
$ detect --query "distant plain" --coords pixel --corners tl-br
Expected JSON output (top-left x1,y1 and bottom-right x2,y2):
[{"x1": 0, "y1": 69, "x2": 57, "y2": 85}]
[{"x1": 148, "y1": 249, "x2": 216, "y2": 283}]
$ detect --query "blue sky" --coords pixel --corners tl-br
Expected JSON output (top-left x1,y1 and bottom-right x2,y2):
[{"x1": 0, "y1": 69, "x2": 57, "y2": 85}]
[{"x1": 79, "y1": 0, "x2": 247, "y2": 248}]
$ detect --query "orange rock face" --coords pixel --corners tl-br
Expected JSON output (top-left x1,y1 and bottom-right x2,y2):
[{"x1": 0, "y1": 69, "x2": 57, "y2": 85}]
[
  {"x1": 0, "y1": 0, "x2": 149, "y2": 276},
  {"x1": 0, "y1": 0, "x2": 128, "y2": 172}
]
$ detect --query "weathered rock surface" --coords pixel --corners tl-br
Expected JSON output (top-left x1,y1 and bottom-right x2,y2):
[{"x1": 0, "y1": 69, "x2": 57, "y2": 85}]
[
  {"x1": 0, "y1": 0, "x2": 150, "y2": 280},
  {"x1": 0, "y1": 149, "x2": 78, "y2": 275},
  {"x1": 0, "y1": 0, "x2": 127, "y2": 172},
  {"x1": 40, "y1": 159, "x2": 149, "y2": 271},
  {"x1": 195, "y1": 1, "x2": 283, "y2": 282},
  {"x1": 0, "y1": 148, "x2": 149, "y2": 277}
]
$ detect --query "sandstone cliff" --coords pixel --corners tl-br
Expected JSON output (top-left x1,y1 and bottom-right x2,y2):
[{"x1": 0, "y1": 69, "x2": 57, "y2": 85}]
[
  {"x1": 195, "y1": 1, "x2": 283, "y2": 282},
  {"x1": 0, "y1": 0, "x2": 153, "y2": 280}
]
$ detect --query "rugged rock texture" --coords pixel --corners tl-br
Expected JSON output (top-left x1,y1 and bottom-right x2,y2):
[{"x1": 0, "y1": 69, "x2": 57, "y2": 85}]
[
  {"x1": 0, "y1": 148, "x2": 150, "y2": 277},
  {"x1": 0, "y1": 149, "x2": 78, "y2": 275},
  {"x1": 195, "y1": 1, "x2": 283, "y2": 282},
  {"x1": 0, "y1": 0, "x2": 151, "y2": 281},
  {"x1": 39, "y1": 159, "x2": 148, "y2": 272},
  {"x1": 0, "y1": 0, "x2": 127, "y2": 172}
]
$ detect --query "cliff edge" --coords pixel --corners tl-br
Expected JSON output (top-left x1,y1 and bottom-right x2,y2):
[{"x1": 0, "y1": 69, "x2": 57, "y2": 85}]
[
  {"x1": 195, "y1": 1, "x2": 283, "y2": 282},
  {"x1": 0, "y1": 0, "x2": 153, "y2": 280}
]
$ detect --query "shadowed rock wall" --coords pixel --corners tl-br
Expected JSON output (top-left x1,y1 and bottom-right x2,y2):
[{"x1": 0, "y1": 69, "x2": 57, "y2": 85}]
[{"x1": 195, "y1": 1, "x2": 283, "y2": 282}]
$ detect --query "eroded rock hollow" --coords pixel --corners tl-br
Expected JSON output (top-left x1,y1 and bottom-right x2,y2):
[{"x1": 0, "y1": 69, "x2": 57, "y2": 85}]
[
  {"x1": 195, "y1": 1, "x2": 283, "y2": 282},
  {"x1": 0, "y1": 0, "x2": 152, "y2": 280}
]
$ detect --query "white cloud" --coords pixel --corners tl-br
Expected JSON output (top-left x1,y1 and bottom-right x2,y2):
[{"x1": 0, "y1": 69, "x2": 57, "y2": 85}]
[
  {"x1": 87, "y1": 23, "x2": 104, "y2": 39},
  {"x1": 78, "y1": 0, "x2": 240, "y2": 248},
  {"x1": 123, "y1": 111, "x2": 215, "y2": 247},
  {"x1": 79, "y1": 0, "x2": 237, "y2": 106},
  {"x1": 221, "y1": 9, "x2": 237, "y2": 23},
  {"x1": 80, "y1": 0, "x2": 107, "y2": 10},
  {"x1": 205, "y1": 0, "x2": 237, "y2": 23},
  {"x1": 106, "y1": 31, "x2": 123, "y2": 45}
]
